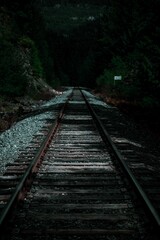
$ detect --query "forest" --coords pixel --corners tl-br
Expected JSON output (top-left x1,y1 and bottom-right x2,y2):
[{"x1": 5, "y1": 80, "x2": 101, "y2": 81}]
[{"x1": 1, "y1": 0, "x2": 160, "y2": 108}]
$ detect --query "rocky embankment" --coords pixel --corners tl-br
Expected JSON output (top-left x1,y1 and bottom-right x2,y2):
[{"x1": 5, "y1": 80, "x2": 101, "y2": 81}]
[
  {"x1": 0, "y1": 89, "x2": 62, "y2": 132},
  {"x1": 0, "y1": 97, "x2": 39, "y2": 131}
]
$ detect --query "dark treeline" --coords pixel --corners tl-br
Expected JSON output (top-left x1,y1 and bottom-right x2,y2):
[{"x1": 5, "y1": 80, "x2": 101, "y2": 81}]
[
  {"x1": 40, "y1": 0, "x2": 160, "y2": 106},
  {"x1": 1, "y1": 0, "x2": 160, "y2": 107},
  {"x1": 0, "y1": 0, "x2": 56, "y2": 97},
  {"x1": 96, "y1": 0, "x2": 160, "y2": 106},
  {"x1": 39, "y1": 0, "x2": 108, "y2": 6},
  {"x1": 47, "y1": 20, "x2": 101, "y2": 87},
  {"x1": 41, "y1": 1, "x2": 106, "y2": 87}
]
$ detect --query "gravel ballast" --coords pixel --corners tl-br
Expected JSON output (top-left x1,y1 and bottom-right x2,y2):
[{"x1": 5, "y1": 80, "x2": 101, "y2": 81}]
[
  {"x1": 1, "y1": 88, "x2": 160, "y2": 175},
  {"x1": 0, "y1": 89, "x2": 72, "y2": 174}
]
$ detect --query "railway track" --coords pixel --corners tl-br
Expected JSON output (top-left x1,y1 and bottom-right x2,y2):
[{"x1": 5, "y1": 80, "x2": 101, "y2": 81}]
[{"x1": 0, "y1": 88, "x2": 160, "y2": 239}]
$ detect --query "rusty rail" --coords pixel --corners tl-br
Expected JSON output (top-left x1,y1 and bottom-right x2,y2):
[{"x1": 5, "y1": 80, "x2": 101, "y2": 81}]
[
  {"x1": 0, "y1": 91, "x2": 73, "y2": 228},
  {"x1": 80, "y1": 88, "x2": 160, "y2": 230}
]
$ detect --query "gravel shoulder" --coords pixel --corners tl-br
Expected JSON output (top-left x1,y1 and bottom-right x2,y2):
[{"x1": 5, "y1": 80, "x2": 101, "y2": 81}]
[
  {"x1": 84, "y1": 90, "x2": 160, "y2": 164},
  {"x1": 1, "y1": 88, "x2": 160, "y2": 175},
  {"x1": 0, "y1": 89, "x2": 72, "y2": 174}
]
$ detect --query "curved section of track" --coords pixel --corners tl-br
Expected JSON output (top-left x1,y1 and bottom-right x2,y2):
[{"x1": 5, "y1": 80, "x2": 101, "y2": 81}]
[{"x1": 0, "y1": 88, "x2": 159, "y2": 240}]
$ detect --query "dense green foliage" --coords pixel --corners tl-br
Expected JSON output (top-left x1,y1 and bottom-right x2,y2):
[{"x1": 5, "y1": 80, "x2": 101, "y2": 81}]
[
  {"x1": 42, "y1": 2, "x2": 104, "y2": 87},
  {"x1": 19, "y1": 36, "x2": 44, "y2": 78},
  {"x1": 40, "y1": 0, "x2": 160, "y2": 107},
  {"x1": 42, "y1": 4, "x2": 104, "y2": 32},
  {"x1": 0, "y1": 0, "x2": 55, "y2": 96},
  {"x1": 0, "y1": 40, "x2": 27, "y2": 96},
  {"x1": 96, "y1": 0, "x2": 160, "y2": 106},
  {"x1": 1, "y1": 0, "x2": 160, "y2": 107},
  {"x1": 0, "y1": 7, "x2": 27, "y2": 96}
]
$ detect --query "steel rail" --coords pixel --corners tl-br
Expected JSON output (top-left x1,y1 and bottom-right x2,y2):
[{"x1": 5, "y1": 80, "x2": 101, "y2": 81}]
[
  {"x1": 0, "y1": 92, "x2": 73, "y2": 229},
  {"x1": 80, "y1": 88, "x2": 160, "y2": 229}
]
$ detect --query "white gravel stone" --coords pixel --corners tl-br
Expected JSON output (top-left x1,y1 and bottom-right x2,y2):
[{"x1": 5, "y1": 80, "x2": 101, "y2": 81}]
[
  {"x1": 0, "y1": 89, "x2": 72, "y2": 174},
  {"x1": 82, "y1": 90, "x2": 112, "y2": 108}
]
